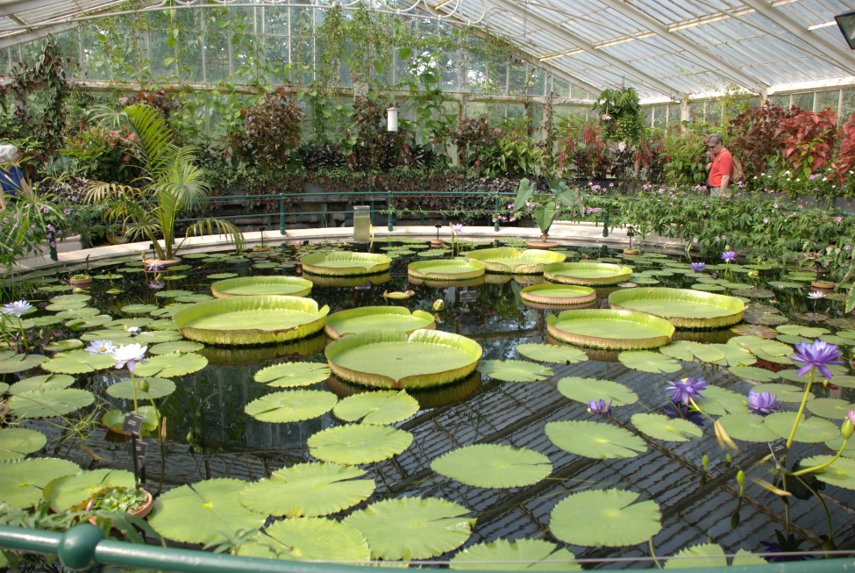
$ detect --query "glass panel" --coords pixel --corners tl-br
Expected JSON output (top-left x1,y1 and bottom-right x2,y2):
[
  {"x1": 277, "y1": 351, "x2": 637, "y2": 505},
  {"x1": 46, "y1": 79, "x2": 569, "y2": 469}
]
[
  {"x1": 815, "y1": 90, "x2": 839, "y2": 114},
  {"x1": 791, "y1": 92, "x2": 813, "y2": 111},
  {"x1": 841, "y1": 88, "x2": 855, "y2": 122}
]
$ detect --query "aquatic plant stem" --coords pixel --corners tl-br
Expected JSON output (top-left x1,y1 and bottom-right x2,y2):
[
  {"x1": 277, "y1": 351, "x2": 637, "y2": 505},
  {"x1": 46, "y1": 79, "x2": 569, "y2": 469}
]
[
  {"x1": 648, "y1": 538, "x2": 662, "y2": 569},
  {"x1": 131, "y1": 372, "x2": 139, "y2": 413},
  {"x1": 785, "y1": 370, "x2": 814, "y2": 449},
  {"x1": 790, "y1": 438, "x2": 849, "y2": 477},
  {"x1": 793, "y1": 474, "x2": 834, "y2": 546}
]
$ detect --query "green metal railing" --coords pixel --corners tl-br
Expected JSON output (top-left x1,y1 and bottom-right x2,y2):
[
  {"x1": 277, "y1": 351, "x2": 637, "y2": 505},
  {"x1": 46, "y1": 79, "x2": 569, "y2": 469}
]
[{"x1": 1, "y1": 524, "x2": 854, "y2": 572}]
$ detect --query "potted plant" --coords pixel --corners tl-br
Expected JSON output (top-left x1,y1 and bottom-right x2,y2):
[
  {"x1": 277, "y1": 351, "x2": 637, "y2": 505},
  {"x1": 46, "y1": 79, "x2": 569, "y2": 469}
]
[
  {"x1": 83, "y1": 485, "x2": 153, "y2": 523},
  {"x1": 512, "y1": 178, "x2": 583, "y2": 248},
  {"x1": 68, "y1": 255, "x2": 93, "y2": 285}
]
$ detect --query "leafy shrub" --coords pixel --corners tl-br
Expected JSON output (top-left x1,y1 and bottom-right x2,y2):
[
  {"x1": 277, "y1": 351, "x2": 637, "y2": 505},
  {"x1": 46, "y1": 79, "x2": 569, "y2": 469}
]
[
  {"x1": 593, "y1": 87, "x2": 643, "y2": 145},
  {"x1": 728, "y1": 101, "x2": 793, "y2": 179},
  {"x1": 775, "y1": 108, "x2": 838, "y2": 178},
  {"x1": 229, "y1": 87, "x2": 304, "y2": 169},
  {"x1": 661, "y1": 128, "x2": 707, "y2": 187},
  {"x1": 60, "y1": 126, "x2": 138, "y2": 183}
]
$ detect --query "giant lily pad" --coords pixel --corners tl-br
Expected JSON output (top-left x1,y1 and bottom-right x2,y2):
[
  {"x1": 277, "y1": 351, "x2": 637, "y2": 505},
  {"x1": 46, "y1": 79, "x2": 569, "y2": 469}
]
[
  {"x1": 544, "y1": 262, "x2": 632, "y2": 286},
  {"x1": 0, "y1": 428, "x2": 46, "y2": 461},
  {"x1": 431, "y1": 444, "x2": 552, "y2": 488},
  {"x1": 0, "y1": 458, "x2": 79, "y2": 508},
  {"x1": 8, "y1": 388, "x2": 95, "y2": 418},
  {"x1": 44, "y1": 468, "x2": 135, "y2": 511},
  {"x1": 301, "y1": 251, "x2": 391, "y2": 276},
  {"x1": 547, "y1": 309, "x2": 674, "y2": 350},
  {"x1": 550, "y1": 489, "x2": 661, "y2": 547},
  {"x1": 308, "y1": 424, "x2": 413, "y2": 464},
  {"x1": 343, "y1": 497, "x2": 473, "y2": 560},
  {"x1": 477, "y1": 359, "x2": 554, "y2": 382},
  {"x1": 608, "y1": 287, "x2": 745, "y2": 329},
  {"x1": 324, "y1": 306, "x2": 435, "y2": 340},
  {"x1": 467, "y1": 247, "x2": 566, "y2": 274},
  {"x1": 240, "y1": 462, "x2": 375, "y2": 517},
  {"x1": 238, "y1": 518, "x2": 370, "y2": 562},
  {"x1": 244, "y1": 389, "x2": 338, "y2": 423},
  {"x1": 520, "y1": 284, "x2": 597, "y2": 309},
  {"x1": 148, "y1": 478, "x2": 265, "y2": 545},
  {"x1": 450, "y1": 539, "x2": 580, "y2": 571},
  {"x1": 408, "y1": 258, "x2": 486, "y2": 281},
  {"x1": 325, "y1": 329, "x2": 482, "y2": 389},
  {"x1": 546, "y1": 420, "x2": 647, "y2": 459},
  {"x1": 556, "y1": 377, "x2": 638, "y2": 406},
  {"x1": 211, "y1": 275, "x2": 313, "y2": 298},
  {"x1": 333, "y1": 390, "x2": 419, "y2": 425},
  {"x1": 173, "y1": 296, "x2": 329, "y2": 345},
  {"x1": 134, "y1": 352, "x2": 208, "y2": 378},
  {"x1": 631, "y1": 413, "x2": 703, "y2": 442}
]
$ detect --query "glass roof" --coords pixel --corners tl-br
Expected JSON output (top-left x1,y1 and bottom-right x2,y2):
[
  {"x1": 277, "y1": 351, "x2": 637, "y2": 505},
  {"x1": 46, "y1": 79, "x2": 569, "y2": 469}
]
[{"x1": 0, "y1": 0, "x2": 852, "y2": 101}]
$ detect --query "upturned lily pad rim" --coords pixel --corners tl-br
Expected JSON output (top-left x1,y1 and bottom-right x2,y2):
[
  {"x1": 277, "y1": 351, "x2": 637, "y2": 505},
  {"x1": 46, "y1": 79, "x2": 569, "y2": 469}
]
[
  {"x1": 324, "y1": 306, "x2": 436, "y2": 340},
  {"x1": 172, "y1": 295, "x2": 330, "y2": 346},
  {"x1": 210, "y1": 275, "x2": 313, "y2": 298},
  {"x1": 408, "y1": 258, "x2": 487, "y2": 280},
  {"x1": 608, "y1": 287, "x2": 746, "y2": 329},
  {"x1": 547, "y1": 309, "x2": 675, "y2": 350},
  {"x1": 467, "y1": 247, "x2": 566, "y2": 274},
  {"x1": 301, "y1": 251, "x2": 391, "y2": 276},
  {"x1": 520, "y1": 283, "x2": 597, "y2": 308},
  {"x1": 544, "y1": 262, "x2": 633, "y2": 286},
  {"x1": 325, "y1": 329, "x2": 482, "y2": 389}
]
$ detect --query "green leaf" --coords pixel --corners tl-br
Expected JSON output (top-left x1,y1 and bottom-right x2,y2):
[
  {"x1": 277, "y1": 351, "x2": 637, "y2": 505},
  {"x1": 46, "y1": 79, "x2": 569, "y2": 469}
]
[
  {"x1": 556, "y1": 377, "x2": 638, "y2": 407},
  {"x1": 0, "y1": 458, "x2": 79, "y2": 508},
  {"x1": 798, "y1": 456, "x2": 855, "y2": 490},
  {"x1": 44, "y1": 468, "x2": 135, "y2": 511},
  {"x1": 477, "y1": 360, "x2": 553, "y2": 382},
  {"x1": 149, "y1": 478, "x2": 265, "y2": 545},
  {"x1": 631, "y1": 413, "x2": 703, "y2": 442},
  {"x1": 238, "y1": 518, "x2": 370, "y2": 562},
  {"x1": 148, "y1": 341, "x2": 205, "y2": 355},
  {"x1": 106, "y1": 377, "x2": 176, "y2": 400},
  {"x1": 244, "y1": 390, "x2": 337, "y2": 423},
  {"x1": 450, "y1": 539, "x2": 580, "y2": 571},
  {"x1": 550, "y1": 489, "x2": 661, "y2": 547},
  {"x1": 806, "y1": 397, "x2": 855, "y2": 420},
  {"x1": 751, "y1": 383, "x2": 807, "y2": 402},
  {"x1": 8, "y1": 374, "x2": 74, "y2": 395},
  {"x1": 40, "y1": 350, "x2": 115, "y2": 374},
  {"x1": 0, "y1": 428, "x2": 47, "y2": 461},
  {"x1": 431, "y1": 444, "x2": 552, "y2": 488},
  {"x1": 254, "y1": 362, "x2": 331, "y2": 388},
  {"x1": 546, "y1": 420, "x2": 647, "y2": 459},
  {"x1": 516, "y1": 343, "x2": 587, "y2": 364},
  {"x1": 122, "y1": 304, "x2": 159, "y2": 314},
  {"x1": 239, "y1": 462, "x2": 375, "y2": 517},
  {"x1": 8, "y1": 388, "x2": 95, "y2": 418},
  {"x1": 764, "y1": 412, "x2": 839, "y2": 443},
  {"x1": 728, "y1": 365, "x2": 778, "y2": 382},
  {"x1": 333, "y1": 390, "x2": 419, "y2": 425},
  {"x1": 344, "y1": 497, "x2": 473, "y2": 560},
  {"x1": 665, "y1": 543, "x2": 726, "y2": 569},
  {"x1": 716, "y1": 413, "x2": 778, "y2": 443},
  {"x1": 134, "y1": 352, "x2": 208, "y2": 378},
  {"x1": 618, "y1": 350, "x2": 681, "y2": 373},
  {"x1": 308, "y1": 424, "x2": 413, "y2": 464},
  {"x1": 0, "y1": 352, "x2": 48, "y2": 374}
]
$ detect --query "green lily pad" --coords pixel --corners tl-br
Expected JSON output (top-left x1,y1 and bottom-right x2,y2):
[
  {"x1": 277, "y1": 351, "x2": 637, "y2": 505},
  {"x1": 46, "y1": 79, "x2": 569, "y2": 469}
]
[
  {"x1": 65, "y1": 315, "x2": 114, "y2": 329},
  {"x1": 631, "y1": 413, "x2": 703, "y2": 442},
  {"x1": 149, "y1": 478, "x2": 266, "y2": 545},
  {"x1": 40, "y1": 350, "x2": 116, "y2": 374},
  {"x1": 477, "y1": 360, "x2": 554, "y2": 382},
  {"x1": 556, "y1": 377, "x2": 638, "y2": 407},
  {"x1": 665, "y1": 543, "x2": 726, "y2": 569},
  {"x1": 546, "y1": 420, "x2": 647, "y2": 459},
  {"x1": 148, "y1": 318, "x2": 179, "y2": 331},
  {"x1": 544, "y1": 261, "x2": 631, "y2": 285},
  {"x1": 333, "y1": 390, "x2": 419, "y2": 425},
  {"x1": 0, "y1": 352, "x2": 48, "y2": 374},
  {"x1": 55, "y1": 307, "x2": 99, "y2": 319},
  {"x1": 806, "y1": 398, "x2": 855, "y2": 420},
  {"x1": 135, "y1": 330, "x2": 183, "y2": 344},
  {"x1": 324, "y1": 306, "x2": 435, "y2": 339},
  {"x1": 344, "y1": 497, "x2": 473, "y2": 560},
  {"x1": 450, "y1": 539, "x2": 580, "y2": 571},
  {"x1": 121, "y1": 304, "x2": 159, "y2": 314},
  {"x1": 244, "y1": 390, "x2": 338, "y2": 423},
  {"x1": 469, "y1": 247, "x2": 566, "y2": 274},
  {"x1": 8, "y1": 374, "x2": 75, "y2": 395},
  {"x1": 0, "y1": 382, "x2": 7, "y2": 394},
  {"x1": 716, "y1": 413, "x2": 779, "y2": 443},
  {"x1": 175, "y1": 294, "x2": 213, "y2": 303},
  {"x1": 618, "y1": 350, "x2": 681, "y2": 374},
  {"x1": 106, "y1": 377, "x2": 176, "y2": 400},
  {"x1": 239, "y1": 462, "x2": 375, "y2": 517},
  {"x1": 254, "y1": 362, "x2": 332, "y2": 388},
  {"x1": 207, "y1": 272, "x2": 238, "y2": 279},
  {"x1": 777, "y1": 324, "x2": 830, "y2": 337},
  {"x1": 695, "y1": 386, "x2": 747, "y2": 416},
  {"x1": 729, "y1": 365, "x2": 778, "y2": 382},
  {"x1": 148, "y1": 341, "x2": 205, "y2": 355},
  {"x1": 108, "y1": 318, "x2": 154, "y2": 329},
  {"x1": 0, "y1": 458, "x2": 79, "y2": 508},
  {"x1": 238, "y1": 518, "x2": 370, "y2": 563},
  {"x1": 516, "y1": 343, "x2": 587, "y2": 364},
  {"x1": 547, "y1": 309, "x2": 674, "y2": 350},
  {"x1": 764, "y1": 412, "x2": 839, "y2": 443},
  {"x1": 308, "y1": 424, "x2": 413, "y2": 464},
  {"x1": 431, "y1": 444, "x2": 552, "y2": 488},
  {"x1": 44, "y1": 468, "x2": 135, "y2": 511},
  {"x1": 301, "y1": 251, "x2": 391, "y2": 276},
  {"x1": 608, "y1": 287, "x2": 745, "y2": 329},
  {"x1": 798, "y1": 456, "x2": 855, "y2": 490},
  {"x1": 102, "y1": 406, "x2": 160, "y2": 435},
  {"x1": 155, "y1": 289, "x2": 193, "y2": 299},
  {"x1": 550, "y1": 489, "x2": 661, "y2": 547},
  {"x1": 8, "y1": 388, "x2": 95, "y2": 418},
  {"x1": 0, "y1": 428, "x2": 47, "y2": 460},
  {"x1": 134, "y1": 352, "x2": 208, "y2": 378},
  {"x1": 706, "y1": 343, "x2": 757, "y2": 367},
  {"x1": 211, "y1": 275, "x2": 313, "y2": 298},
  {"x1": 752, "y1": 383, "x2": 806, "y2": 402}
]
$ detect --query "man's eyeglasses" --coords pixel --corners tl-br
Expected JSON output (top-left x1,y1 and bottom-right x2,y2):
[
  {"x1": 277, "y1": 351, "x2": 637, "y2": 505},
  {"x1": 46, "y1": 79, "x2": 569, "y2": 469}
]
[{"x1": 707, "y1": 144, "x2": 717, "y2": 148}]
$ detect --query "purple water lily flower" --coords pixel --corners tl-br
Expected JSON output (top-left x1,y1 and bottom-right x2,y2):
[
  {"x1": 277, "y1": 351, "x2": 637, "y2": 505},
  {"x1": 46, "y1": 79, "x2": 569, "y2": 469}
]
[
  {"x1": 666, "y1": 377, "x2": 708, "y2": 406},
  {"x1": 789, "y1": 339, "x2": 844, "y2": 380},
  {"x1": 149, "y1": 280, "x2": 165, "y2": 290},
  {"x1": 848, "y1": 411, "x2": 855, "y2": 426},
  {"x1": 146, "y1": 261, "x2": 165, "y2": 272},
  {"x1": 450, "y1": 223, "x2": 463, "y2": 235},
  {"x1": 587, "y1": 399, "x2": 611, "y2": 415},
  {"x1": 690, "y1": 262, "x2": 706, "y2": 272},
  {"x1": 747, "y1": 390, "x2": 779, "y2": 416},
  {"x1": 721, "y1": 250, "x2": 737, "y2": 263},
  {"x1": 1, "y1": 300, "x2": 32, "y2": 317}
]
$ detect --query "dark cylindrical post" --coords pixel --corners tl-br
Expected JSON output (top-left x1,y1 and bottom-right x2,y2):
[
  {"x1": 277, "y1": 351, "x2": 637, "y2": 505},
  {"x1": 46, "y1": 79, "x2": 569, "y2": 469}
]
[
  {"x1": 387, "y1": 190, "x2": 394, "y2": 231},
  {"x1": 278, "y1": 196, "x2": 286, "y2": 235}
]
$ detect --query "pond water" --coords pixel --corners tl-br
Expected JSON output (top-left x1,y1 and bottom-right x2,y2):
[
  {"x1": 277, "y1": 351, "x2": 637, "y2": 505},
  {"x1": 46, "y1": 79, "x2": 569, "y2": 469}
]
[{"x1": 2, "y1": 238, "x2": 855, "y2": 568}]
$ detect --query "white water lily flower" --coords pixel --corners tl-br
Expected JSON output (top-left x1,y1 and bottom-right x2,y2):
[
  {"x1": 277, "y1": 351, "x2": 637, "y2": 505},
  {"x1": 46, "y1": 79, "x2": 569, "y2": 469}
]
[
  {"x1": 2, "y1": 300, "x2": 32, "y2": 317},
  {"x1": 85, "y1": 340, "x2": 116, "y2": 355},
  {"x1": 111, "y1": 343, "x2": 147, "y2": 372},
  {"x1": 807, "y1": 291, "x2": 825, "y2": 300},
  {"x1": 126, "y1": 326, "x2": 141, "y2": 335}
]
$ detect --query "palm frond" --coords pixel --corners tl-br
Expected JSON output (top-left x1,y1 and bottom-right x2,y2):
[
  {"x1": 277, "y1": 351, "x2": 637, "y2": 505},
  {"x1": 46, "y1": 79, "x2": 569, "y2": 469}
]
[
  {"x1": 88, "y1": 104, "x2": 127, "y2": 130},
  {"x1": 84, "y1": 181, "x2": 139, "y2": 204},
  {"x1": 185, "y1": 218, "x2": 244, "y2": 253},
  {"x1": 124, "y1": 104, "x2": 176, "y2": 177}
]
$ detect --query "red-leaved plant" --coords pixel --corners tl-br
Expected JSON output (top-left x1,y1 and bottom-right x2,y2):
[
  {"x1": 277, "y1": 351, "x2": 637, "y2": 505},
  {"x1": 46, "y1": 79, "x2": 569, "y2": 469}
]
[
  {"x1": 833, "y1": 113, "x2": 855, "y2": 182},
  {"x1": 728, "y1": 101, "x2": 795, "y2": 179},
  {"x1": 775, "y1": 108, "x2": 838, "y2": 177}
]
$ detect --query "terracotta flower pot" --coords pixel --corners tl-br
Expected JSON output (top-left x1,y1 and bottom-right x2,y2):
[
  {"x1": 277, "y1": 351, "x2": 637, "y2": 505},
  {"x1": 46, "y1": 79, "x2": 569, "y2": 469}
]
[
  {"x1": 87, "y1": 488, "x2": 154, "y2": 526},
  {"x1": 69, "y1": 276, "x2": 93, "y2": 286},
  {"x1": 810, "y1": 280, "x2": 834, "y2": 292}
]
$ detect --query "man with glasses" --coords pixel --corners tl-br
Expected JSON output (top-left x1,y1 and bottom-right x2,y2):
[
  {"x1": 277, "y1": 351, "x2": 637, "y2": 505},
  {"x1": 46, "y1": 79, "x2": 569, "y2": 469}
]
[{"x1": 705, "y1": 133, "x2": 733, "y2": 197}]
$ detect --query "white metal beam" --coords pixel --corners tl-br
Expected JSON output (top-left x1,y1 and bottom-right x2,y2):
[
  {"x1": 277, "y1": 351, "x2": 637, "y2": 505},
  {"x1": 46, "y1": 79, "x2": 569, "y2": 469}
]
[
  {"x1": 596, "y1": 0, "x2": 768, "y2": 95},
  {"x1": 0, "y1": 20, "x2": 76, "y2": 49},
  {"x1": 490, "y1": 0, "x2": 684, "y2": 99}
]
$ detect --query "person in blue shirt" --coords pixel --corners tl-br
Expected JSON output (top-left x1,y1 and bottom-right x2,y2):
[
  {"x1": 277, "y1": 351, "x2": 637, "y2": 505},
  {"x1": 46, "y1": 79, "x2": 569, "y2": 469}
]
[{"x1": 0, "y1": 144, "x2": 23, "y2": 210}]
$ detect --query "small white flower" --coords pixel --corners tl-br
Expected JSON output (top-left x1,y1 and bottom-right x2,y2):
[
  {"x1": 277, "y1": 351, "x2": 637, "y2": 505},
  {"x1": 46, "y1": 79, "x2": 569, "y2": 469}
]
[
  {"x1": 85, "y1": 340, "x2": 116, "y2": 355},
  {"x1": 126, "y1": 326, "x2": 141, "y2": 335},
  {"x1": 110, "y1": 343, "x2": 147, "y2": 372},
  {"x1": 807, "y1": 291, "x2": 825, "y2": 300},
  {"x1": 1, "y1": 300, "x2": 32, "y2": 317}
]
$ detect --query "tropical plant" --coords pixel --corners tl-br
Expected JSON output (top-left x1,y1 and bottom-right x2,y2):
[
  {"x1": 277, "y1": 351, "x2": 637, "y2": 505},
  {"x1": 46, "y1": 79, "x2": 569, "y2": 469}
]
[
  {"x1": 84, "y1": 104, "x2": 243, "y2": 261},
  {"x1": 0, "y1": 179, "x2": 61, "y2": 269},
  {"x1": 727, "y1": 101, "x2": 793, "y2": 180},
  {"x1": 228, "y1": 87, "x2": 304, "y2": 169},
  {"x1": 512, "y1": 178, "x2": 584, "y2": 238},
  {"x1": 775, "y1": 108, "x2": 838, "y2": 178},
  {"x1": 593, "y1": 87, "x2": 643, "y2": 145},
  {"x1": 661, "y1": 128, "x2": 708, "y2": 186}
]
